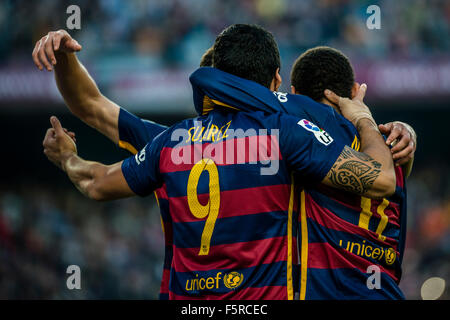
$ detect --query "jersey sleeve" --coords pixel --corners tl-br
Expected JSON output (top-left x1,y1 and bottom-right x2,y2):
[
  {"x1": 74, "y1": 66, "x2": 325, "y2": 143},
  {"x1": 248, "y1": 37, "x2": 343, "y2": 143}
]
[
  {"x1": 189, "y1": 67, "x2": 283, "y2": 115},
  {"x1": 279, "y1": 114, "x2": 346, "y2": 182},
  {"x1": 121, "y1": 137, "x2": 163, "y2": 197},
  {"x1": 118, "y1": 108, "x2": 168, "y2": 154},
  {"x1": 189, "y1": 67, "x2": 331, "y2": 120}
]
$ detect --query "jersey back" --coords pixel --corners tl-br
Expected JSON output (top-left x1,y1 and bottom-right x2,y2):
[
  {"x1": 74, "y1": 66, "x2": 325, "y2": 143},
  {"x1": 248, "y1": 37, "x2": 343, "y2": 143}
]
[
  {"x1": 121, "y1": 108, "x2": 345, "y2": 299},
  {"x1": 190, "y1": 67, "x2": 407, "y2": 299}
]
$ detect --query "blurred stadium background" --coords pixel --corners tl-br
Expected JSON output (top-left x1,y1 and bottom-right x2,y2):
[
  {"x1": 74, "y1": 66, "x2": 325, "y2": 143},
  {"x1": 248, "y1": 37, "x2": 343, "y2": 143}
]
[{"x1": 0, "y1": 0, "x2": 449, "y2": 299}]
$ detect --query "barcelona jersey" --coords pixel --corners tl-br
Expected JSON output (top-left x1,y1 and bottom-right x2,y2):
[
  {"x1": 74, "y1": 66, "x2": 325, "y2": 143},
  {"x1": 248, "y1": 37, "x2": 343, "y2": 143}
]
[
  {"x1": 120, "y1": 107, "x2": 347, "y2": 299},
  {"x1": 189, "y1": 67, "x2": 407, "y2": 299},
  {"x1": 117, "y1": 109, "x2": 171, "y2": 299}
]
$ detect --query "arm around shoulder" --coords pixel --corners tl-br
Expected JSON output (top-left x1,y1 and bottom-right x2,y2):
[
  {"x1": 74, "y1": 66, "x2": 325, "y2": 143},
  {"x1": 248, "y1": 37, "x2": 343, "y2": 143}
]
[
  {"x1": 322, "y1": 87, "x2": 396, "y2": 199},
  {"x1": 322, "y1": 145, "x2": 396, "y2": 199}
]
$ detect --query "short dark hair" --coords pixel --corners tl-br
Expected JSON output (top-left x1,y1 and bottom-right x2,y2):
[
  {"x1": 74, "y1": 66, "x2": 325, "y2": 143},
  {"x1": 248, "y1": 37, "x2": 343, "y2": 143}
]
[
  {"x1": 213, "y1": 24, "x2": 280, "y2": 88},
  {"x1": 290, "y1": 46, "x2": 354, "y2": 101},
  {"x1": 200, "y1": 46, "x2": 214, "y2": 67}
]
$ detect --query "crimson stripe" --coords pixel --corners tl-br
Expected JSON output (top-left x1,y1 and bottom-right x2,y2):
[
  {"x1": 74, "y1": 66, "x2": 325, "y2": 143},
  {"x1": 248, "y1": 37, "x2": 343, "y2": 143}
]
[
  {"x1": 155, "y1": 183, "x2": 168, "y2": 200},
  {"x1": 328, "y1": 195, "x2": 400, "y2": 228},
  {"x1": 305, "y1": 193, "x2": 398, "y2": 248},
  {"x1": 308, "y1": 242, "x2": 398, "y2": 282},
  {"x1": 395, "y1": 165, "x2": 405, "y2": 188},
  {"x1": 160, "y1": 268, "x2": 170, "y2": 294},
  {"x1": 169, "y1": 184, "x2": 290, "y2": 223},
  {"x1": 161, "y1": 223, "x2": 173, "y2": 246},
  {"x1": 357, "y1": 197, "x2": 400, "y2": 228},
  {"x1": 313, "y1": 184, "x2": 363, "y2": 210},
  {"x1": 169, "y1": 285, "x2": 286, "y2": 300},
  {"x1": 159, "y1": 135, "x2": 281, "y2": 173},
  {"x1": 374, "y1": 204, "x2": 400, "y2": 228},
  {"x1": 311, "y1": 185, "x2": 400, "y2": 228},
  {"x1": 172, "y1": 236, "x2": 288, "y2": 272}
]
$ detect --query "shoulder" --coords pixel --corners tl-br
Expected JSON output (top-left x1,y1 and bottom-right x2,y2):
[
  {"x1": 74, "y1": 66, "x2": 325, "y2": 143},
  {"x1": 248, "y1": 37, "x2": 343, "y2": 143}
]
[
  {"x1": 273, "y1": 92, "x2": 335, "y2": 123},
  {"x1": 150, "y1": 115, "x2": 210, "y2": 147}
]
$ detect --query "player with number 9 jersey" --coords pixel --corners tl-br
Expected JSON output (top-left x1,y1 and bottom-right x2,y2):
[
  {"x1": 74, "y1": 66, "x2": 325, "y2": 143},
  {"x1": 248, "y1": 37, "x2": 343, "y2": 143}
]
[{"x1": 120, "y1": 106, "x2": 348, "y2": 299}]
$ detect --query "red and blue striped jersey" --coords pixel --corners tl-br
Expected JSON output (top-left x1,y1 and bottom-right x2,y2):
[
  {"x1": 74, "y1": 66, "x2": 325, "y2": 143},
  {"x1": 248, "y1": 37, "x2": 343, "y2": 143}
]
[
  {"x1": 300, "y1": 166, "x2": 406, "y2": 299},
  {"x1": 117, "y1": 109, "x2": 171, "y2": 299},
  {"x1": 190, "y1": 67, "x2": 407, "y2": 299},
  {"x1": 120, "y1": 108, "x2": 346, "y2": 300}
]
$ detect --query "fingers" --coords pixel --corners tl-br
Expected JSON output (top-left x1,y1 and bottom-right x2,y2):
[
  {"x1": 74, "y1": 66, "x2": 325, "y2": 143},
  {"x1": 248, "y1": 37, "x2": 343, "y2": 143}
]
[
  {"x1": 391, "y1": 130, "x2": 412, "y2": 153},
  {"x1": 66, "y1": 39, "x2": 82, "y2": 52},
  {"x1": 381, "y1": 121, "x2": 416, "y2": 164},
  {"x1": 32, "y1": 30, "x2": 80, "y2": 71},
  {"x1": 354, "y1": 83, "x2": 367, "y2": 102},
  {"x1": 69, "y1": 134, "x2": 76, "y2": 142},
  {"x1": 392, "y1": 141, "x2": 415, "y2": 161},
  {"x1": 43, "y1": 128, "x2": 56, "y2": 159},
  {"x1": 44, "y1": 34, "x2": 57, "y2": 67},
  {"x1": 32, "y1": 39, "x2": 44, "y2": 70},
  {"x1": 324, "y1": 89, "x2": 341, "y2": 105},
  {"x1": 395, "y1": 153, "x2": 414, "y2": 166},
  {"x1": 53, "y1": 30, "x2": 63, "y2": 51},
  {"x1": 385, "y1": 122, "x2": 403, "y2": 146},
  {"x1": 43, "y1": 128, "x2": 55, "y2": 147},
  {"x1": 56, "y1": 29, "x2": 81, "y2": 52},
  {"x1": 50, "y1": 116, "x2": 64, "y2": 135},
  {"x1": 50, "y1": 117, "x2": 77, "y2": 142},
  {"x1": 43, "y1": 118, "x2": 76, "y2": 168},
  {"x1": 63, "y1": 128, "x2": 76, "y2": 142},
  {"x1": 378, "y1": 123, "x2": 393, "y2": 135},
  {"x1": 37, "y1": 35, "x2": 53, "y2": 71}
]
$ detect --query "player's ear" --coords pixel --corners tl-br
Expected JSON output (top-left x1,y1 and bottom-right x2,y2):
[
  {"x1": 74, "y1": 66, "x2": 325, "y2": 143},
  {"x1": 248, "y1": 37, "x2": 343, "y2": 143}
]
[
  {"x1": 270, "y1": 68, "x2": 282, "y2": 91},
  {"x1": 351, "y1": 82, "x2": 360, "y2": 99}
]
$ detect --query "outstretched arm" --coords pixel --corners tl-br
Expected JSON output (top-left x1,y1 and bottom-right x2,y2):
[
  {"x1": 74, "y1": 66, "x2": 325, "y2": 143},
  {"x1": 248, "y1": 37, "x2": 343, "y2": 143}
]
[
  {"x1": 43, "y1": 116, "x2": 134, "y2": 201},
  {"x1": 190, "y1": 67, "x2": 417, "y2": 170},
  {"x1": 33, "y1": 30, "x2": 120, "y2": 144},
  {"x1": 321, "y1": 85, "x2": 396, "y2": 198}
]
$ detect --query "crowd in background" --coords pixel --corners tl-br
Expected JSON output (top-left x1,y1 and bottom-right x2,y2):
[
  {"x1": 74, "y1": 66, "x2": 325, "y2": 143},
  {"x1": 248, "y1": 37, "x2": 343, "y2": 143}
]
[
  {"x1": 1, "y1": 0, "x2": 449, "y2": 68},
  {"x1": 0, "y1": 183, "x2": 165, "y2": 299},
  {"x1": 0, "y1": 162, "x2": 449, "y2": 299},
  {"x1": 400, "y1": 163, "x2": 450, "y2": 299},
  {"x1": 0, "y1": 0, "x2": 449, "y2": 299}
]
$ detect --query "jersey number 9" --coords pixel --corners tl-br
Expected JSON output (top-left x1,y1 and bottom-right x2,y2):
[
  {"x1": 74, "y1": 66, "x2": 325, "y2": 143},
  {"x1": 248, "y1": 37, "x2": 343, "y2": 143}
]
[{"x1": 187, "y1": 158, "x2": 221, "y2": 255}]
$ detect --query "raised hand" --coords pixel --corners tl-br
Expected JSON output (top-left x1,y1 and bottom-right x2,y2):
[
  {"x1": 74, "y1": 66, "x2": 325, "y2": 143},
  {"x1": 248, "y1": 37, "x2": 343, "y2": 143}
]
[
  {"x1": 32, "y1": 30, "x2": 82, "y2": 71},
  {"x1": 379, "y1": 122, "x2": 417, "y2": 166},
  {"x1": 324, "y1": 84, "x2": 376, "y2": 128},
  {"x1": 43, "y1": 116, "x2": 77, "y2": 169}
]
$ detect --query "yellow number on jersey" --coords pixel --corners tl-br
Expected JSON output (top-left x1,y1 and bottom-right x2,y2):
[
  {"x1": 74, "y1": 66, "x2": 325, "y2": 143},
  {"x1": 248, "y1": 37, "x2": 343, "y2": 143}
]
[
  {"x1": 187, "y1": 158, "x2": 220, "y2": 255},
  {"x1": 358, "y1": 197, "x2": 389, "y2": 240}
]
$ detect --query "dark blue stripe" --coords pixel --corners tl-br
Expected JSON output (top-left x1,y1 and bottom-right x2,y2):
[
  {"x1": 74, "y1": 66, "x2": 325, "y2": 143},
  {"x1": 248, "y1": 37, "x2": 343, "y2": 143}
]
[
  {"x1": 118, "y1": 108, "x2": 167, "y2": 151},
  {"x1": 159, "y1": 293, "x2": 169, "y2": 300},
  {"x1": 306, "y1": 218, "x2": 402, "y2": 273},
  {"x1": 170, "y1": 260, "x2": 288, "y2": 297},
  {"x1": 306, "y1": 188, "x2": 400, "y2": 239},
  {"x1": 306, "y1": 188, "x2": 360, "y2": 224},
  {"x1": 163, "y1": 163, "x2": 291, "y2": 198},
  {"x1": 156, "y1": 198, "x2": 171, "y2": 222},
  {"x1": 396, "y1": 185, "x2": 408, "y2": 264},
  {"x1": 305, "y1": 268, "x2": 404, "y2": 300},
  {"x1": 173, "y1": 211, "x2": 287, "y2": 249},
  {"x1": 163, "y1": 246, "x2": 173, "y2": 269}
]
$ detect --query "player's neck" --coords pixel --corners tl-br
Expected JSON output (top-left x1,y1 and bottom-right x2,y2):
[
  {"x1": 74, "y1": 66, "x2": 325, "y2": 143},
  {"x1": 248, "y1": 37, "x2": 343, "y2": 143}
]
[{"x1": 319, "y1": 98, "x2": 341, "y2": 115}]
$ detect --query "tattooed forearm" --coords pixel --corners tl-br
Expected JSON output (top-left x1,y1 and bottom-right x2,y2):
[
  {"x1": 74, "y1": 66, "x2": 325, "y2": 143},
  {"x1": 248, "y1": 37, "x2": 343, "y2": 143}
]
[{"x1": 326, "y1": 146, "x2": 382, "y2": 195}]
